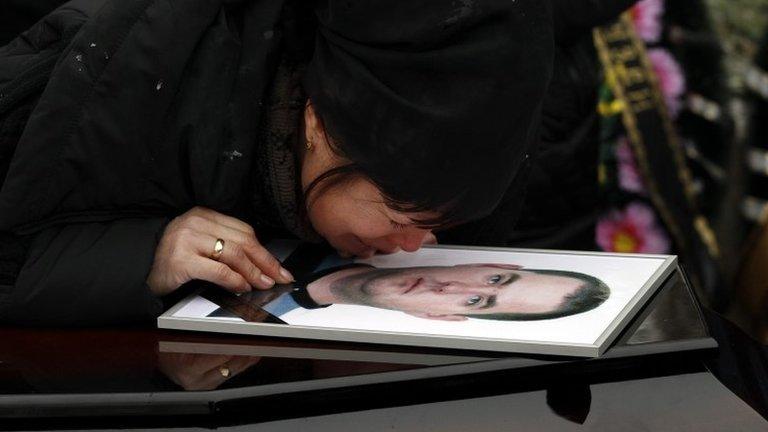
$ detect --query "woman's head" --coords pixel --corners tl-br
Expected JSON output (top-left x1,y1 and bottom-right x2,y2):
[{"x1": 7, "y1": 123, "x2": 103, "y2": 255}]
[
  {"x1": 300, "y1": 102, "x2": 438, "y2": 257},
  {"x1": 301, "y1": 0, "x2": 555, "y2": 256}
]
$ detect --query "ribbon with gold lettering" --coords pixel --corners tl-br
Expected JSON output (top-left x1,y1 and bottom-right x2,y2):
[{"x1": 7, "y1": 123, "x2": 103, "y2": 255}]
[{"x1": 594, "y1": 14, "x2": 722, "y2": 293}]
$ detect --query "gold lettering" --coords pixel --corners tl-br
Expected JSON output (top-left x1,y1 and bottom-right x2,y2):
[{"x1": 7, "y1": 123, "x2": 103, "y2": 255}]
[
  {"x1": 614, "y1": 65, "x2": 648, "y2": 87},
  {"x1": 624, "y1": 66, "x2": 647, "y2": 86},
  {"x1": 626, "y1": 88, "x2": 654, "y2": 113},
  {"x1": 627, "y1": 88, "x2": 652, "y2": 103},
  {"x1": 602, "y1": 23, "x2": 627, "y2": 43},
  {"x1": 610, "y1": 45, "x2": 639, "y2": 64},
  {"x1": 630, "y1": 99, "x2": 655, "y2": 113}
]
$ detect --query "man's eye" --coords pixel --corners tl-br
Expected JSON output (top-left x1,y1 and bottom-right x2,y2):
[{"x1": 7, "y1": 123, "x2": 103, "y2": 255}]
[
  {"x1": 466, "y1": 295, "x2": 483, "y2": 306},
  {"x1": 487, "y1": 275, "x2": 503, "y2": 284}
]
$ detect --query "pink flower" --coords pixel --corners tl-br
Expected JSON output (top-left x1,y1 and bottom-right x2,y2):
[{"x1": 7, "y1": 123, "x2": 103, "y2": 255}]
[
  {"x1": 596, "y1": 202, "x2": 671, "y2": 254},
  {"x1": 647, "y1": 48, "x2": 686, "y2": 117},
  {"x1": 616, "y1": 137, "x2": 646, "y2": 194},
  {"x1": 631, "y1": 0, "x2": 665, "y2": 43}
]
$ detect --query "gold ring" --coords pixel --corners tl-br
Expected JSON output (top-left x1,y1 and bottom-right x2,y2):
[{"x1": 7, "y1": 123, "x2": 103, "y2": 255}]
[
  {"x1": 218, "y1": 365, "x2": 230, "y2": 378},
  {"x1": 211, "y1": 238, "x2": 225, "y2": 261}
]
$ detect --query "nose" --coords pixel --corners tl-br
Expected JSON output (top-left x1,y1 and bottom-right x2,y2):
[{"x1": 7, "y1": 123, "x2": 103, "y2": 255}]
[
  {"x1": 433, "y1": 284, "x2": 470, "y2": 294},
  {"x1": 432, "y1": 282, "x2": 496, "y2": 295},
  {"x1": 397, "y1": 229, "x2": 431, "y2": 252}
]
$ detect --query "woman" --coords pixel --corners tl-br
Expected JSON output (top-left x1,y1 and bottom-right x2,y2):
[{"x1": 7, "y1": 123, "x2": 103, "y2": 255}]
[
  {"x1": 1, "y1": 0, "x2": 648, "y2": 326},
  {"x1": 0, "y1": 0, "x2": 555, "y2": 325}
]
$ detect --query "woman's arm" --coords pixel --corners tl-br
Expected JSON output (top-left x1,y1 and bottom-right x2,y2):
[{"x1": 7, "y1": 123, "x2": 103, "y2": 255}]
[
  {"x1": 2, "y1": 207, "x2": 296, "y2": 326},
  {"x1": 2, "y1": 218, "x2": 170, "y2": 326}
]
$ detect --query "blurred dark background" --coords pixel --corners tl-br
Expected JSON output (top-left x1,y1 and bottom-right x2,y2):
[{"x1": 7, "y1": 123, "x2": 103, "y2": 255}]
[{"x1": 0, "y1": 0, "x2": 69, "y2": 43}]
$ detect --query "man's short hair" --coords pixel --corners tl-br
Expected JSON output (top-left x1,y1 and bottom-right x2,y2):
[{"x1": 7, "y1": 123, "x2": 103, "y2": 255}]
[{"x1": 466, "y1": 269, "x2": 610, "y2": 321}]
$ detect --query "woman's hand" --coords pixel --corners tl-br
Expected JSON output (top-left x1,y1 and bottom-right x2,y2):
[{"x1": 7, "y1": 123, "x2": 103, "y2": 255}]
[
  {"x1": 146, "y1": 206, "x2": 294, "y2": 297},
  {"x1": 158, "y1": 352, "x2": 262, "y2": 391}
]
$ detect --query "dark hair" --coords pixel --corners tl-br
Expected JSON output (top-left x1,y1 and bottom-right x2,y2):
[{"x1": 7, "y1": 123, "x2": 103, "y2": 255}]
[
  {"x1": 466, "y1": 269, "x2": 611, "y2": 321},
  {"x1": 301, "y1": 1, "x2": 554, "y2": 231}
]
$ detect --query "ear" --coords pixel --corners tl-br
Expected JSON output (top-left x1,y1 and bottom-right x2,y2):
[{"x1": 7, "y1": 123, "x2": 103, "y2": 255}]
[
  {"x1": 407, "y1": 312, "x2": 468, "y2": 321},
  {"x1": 304, "y1": 100, "x2": 325, "y2": 143}
]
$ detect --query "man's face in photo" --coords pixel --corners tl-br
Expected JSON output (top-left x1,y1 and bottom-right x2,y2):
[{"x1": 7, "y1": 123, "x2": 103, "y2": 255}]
[{"x1": 329, "y1": 264, "x2": 587, "y2": 321}]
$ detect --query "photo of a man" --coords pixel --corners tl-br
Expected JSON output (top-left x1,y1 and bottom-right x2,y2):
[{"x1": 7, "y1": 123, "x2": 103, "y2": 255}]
[
  {"x1": 173, "y1": 245, "x2": 676, "y2": 356},
  {"x1": 210, "y1": 263, "x2": 610, "y2": 323}
]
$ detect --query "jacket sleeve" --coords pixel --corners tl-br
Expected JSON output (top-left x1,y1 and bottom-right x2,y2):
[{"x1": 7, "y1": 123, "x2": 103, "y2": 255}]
[{"x1": 1, "y1": 217, "x2": 171, "y2": 326}]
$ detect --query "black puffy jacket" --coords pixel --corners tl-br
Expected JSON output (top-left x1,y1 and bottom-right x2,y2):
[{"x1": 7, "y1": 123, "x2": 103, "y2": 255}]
[{"x1": 0, "y1": 0, "x2": 292, "y2": 325}]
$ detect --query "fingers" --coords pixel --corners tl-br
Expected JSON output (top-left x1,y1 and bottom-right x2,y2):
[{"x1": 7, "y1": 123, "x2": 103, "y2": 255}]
[
  {"x1": 178, "y1": 353, "x2": 233, "y2": 375},
  {"x1": 203, "y1": 355, "x2": 261, "y2": 381},
  {"x1": 150, "y1": 206, "x2": 297, "y2": 297},
  {"x1": 216, "y1": 234, "x2": 279, "y2": 289},
  {"x1": 198, "y1": 355, "x2": 262, "y2": 389},
  {"x1": 185, "y1": 210, "x2": 294, "y2": 287},
  {"x1": 189, "y1": 254, "x2": 252, "y2": 293},
  {"x1": 242, "y1": 239, "x2": 294, "y2": 285},
  {"x1": 188, "y1": 234, "x2": 276, "y2": 291}
]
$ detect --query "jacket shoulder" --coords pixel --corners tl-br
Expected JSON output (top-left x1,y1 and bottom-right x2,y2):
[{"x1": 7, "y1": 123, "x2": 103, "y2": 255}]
[{"x1": 0, "y1": 0, "x2": 106, "y2": 80}]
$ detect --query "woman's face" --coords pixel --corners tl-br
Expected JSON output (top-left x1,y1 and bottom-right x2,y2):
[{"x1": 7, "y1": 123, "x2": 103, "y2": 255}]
[
  {"x1": 302, "y1": 103, "x2": 435, "y2": 258},
  {"x1": 307, "y1": 176, "x2": 435, "y2": 258}
]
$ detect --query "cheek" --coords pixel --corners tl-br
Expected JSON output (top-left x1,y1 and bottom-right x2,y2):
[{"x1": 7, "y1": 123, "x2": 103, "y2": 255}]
[
  {"x1": 307, "y1": 194, "x2": 355, "y2": 235},
  {"x1": 311, "y1": 204, "x2": 390, "y2": 240},
  {"x1": 305, "y1": 180, "x2": 396, "y2": 251},
  {"x1": 400, "y1": 294, "x2": 454, "y2": 313},
  {"x1": 306, "y1": 207, "x2": 374, "y2": 254},
  {"x1": 308, "y1": 206, "x2": 347, "y2": 235}
]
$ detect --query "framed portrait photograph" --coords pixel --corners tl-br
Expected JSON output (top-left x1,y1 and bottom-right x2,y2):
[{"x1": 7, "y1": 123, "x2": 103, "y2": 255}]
[{"x1": 159, "y1": 242, "x2": 677, "y2": 357}]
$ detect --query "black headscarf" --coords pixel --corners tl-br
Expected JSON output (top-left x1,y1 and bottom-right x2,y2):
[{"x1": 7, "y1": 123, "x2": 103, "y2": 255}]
[{"x1": 303, "y1": 0, "x2": 554, "y2": 223}]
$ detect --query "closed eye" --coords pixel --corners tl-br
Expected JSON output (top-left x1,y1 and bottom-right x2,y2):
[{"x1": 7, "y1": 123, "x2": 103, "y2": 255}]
[{"x1": 389, "y1": 220, "x2": 408, "y2": 230}]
